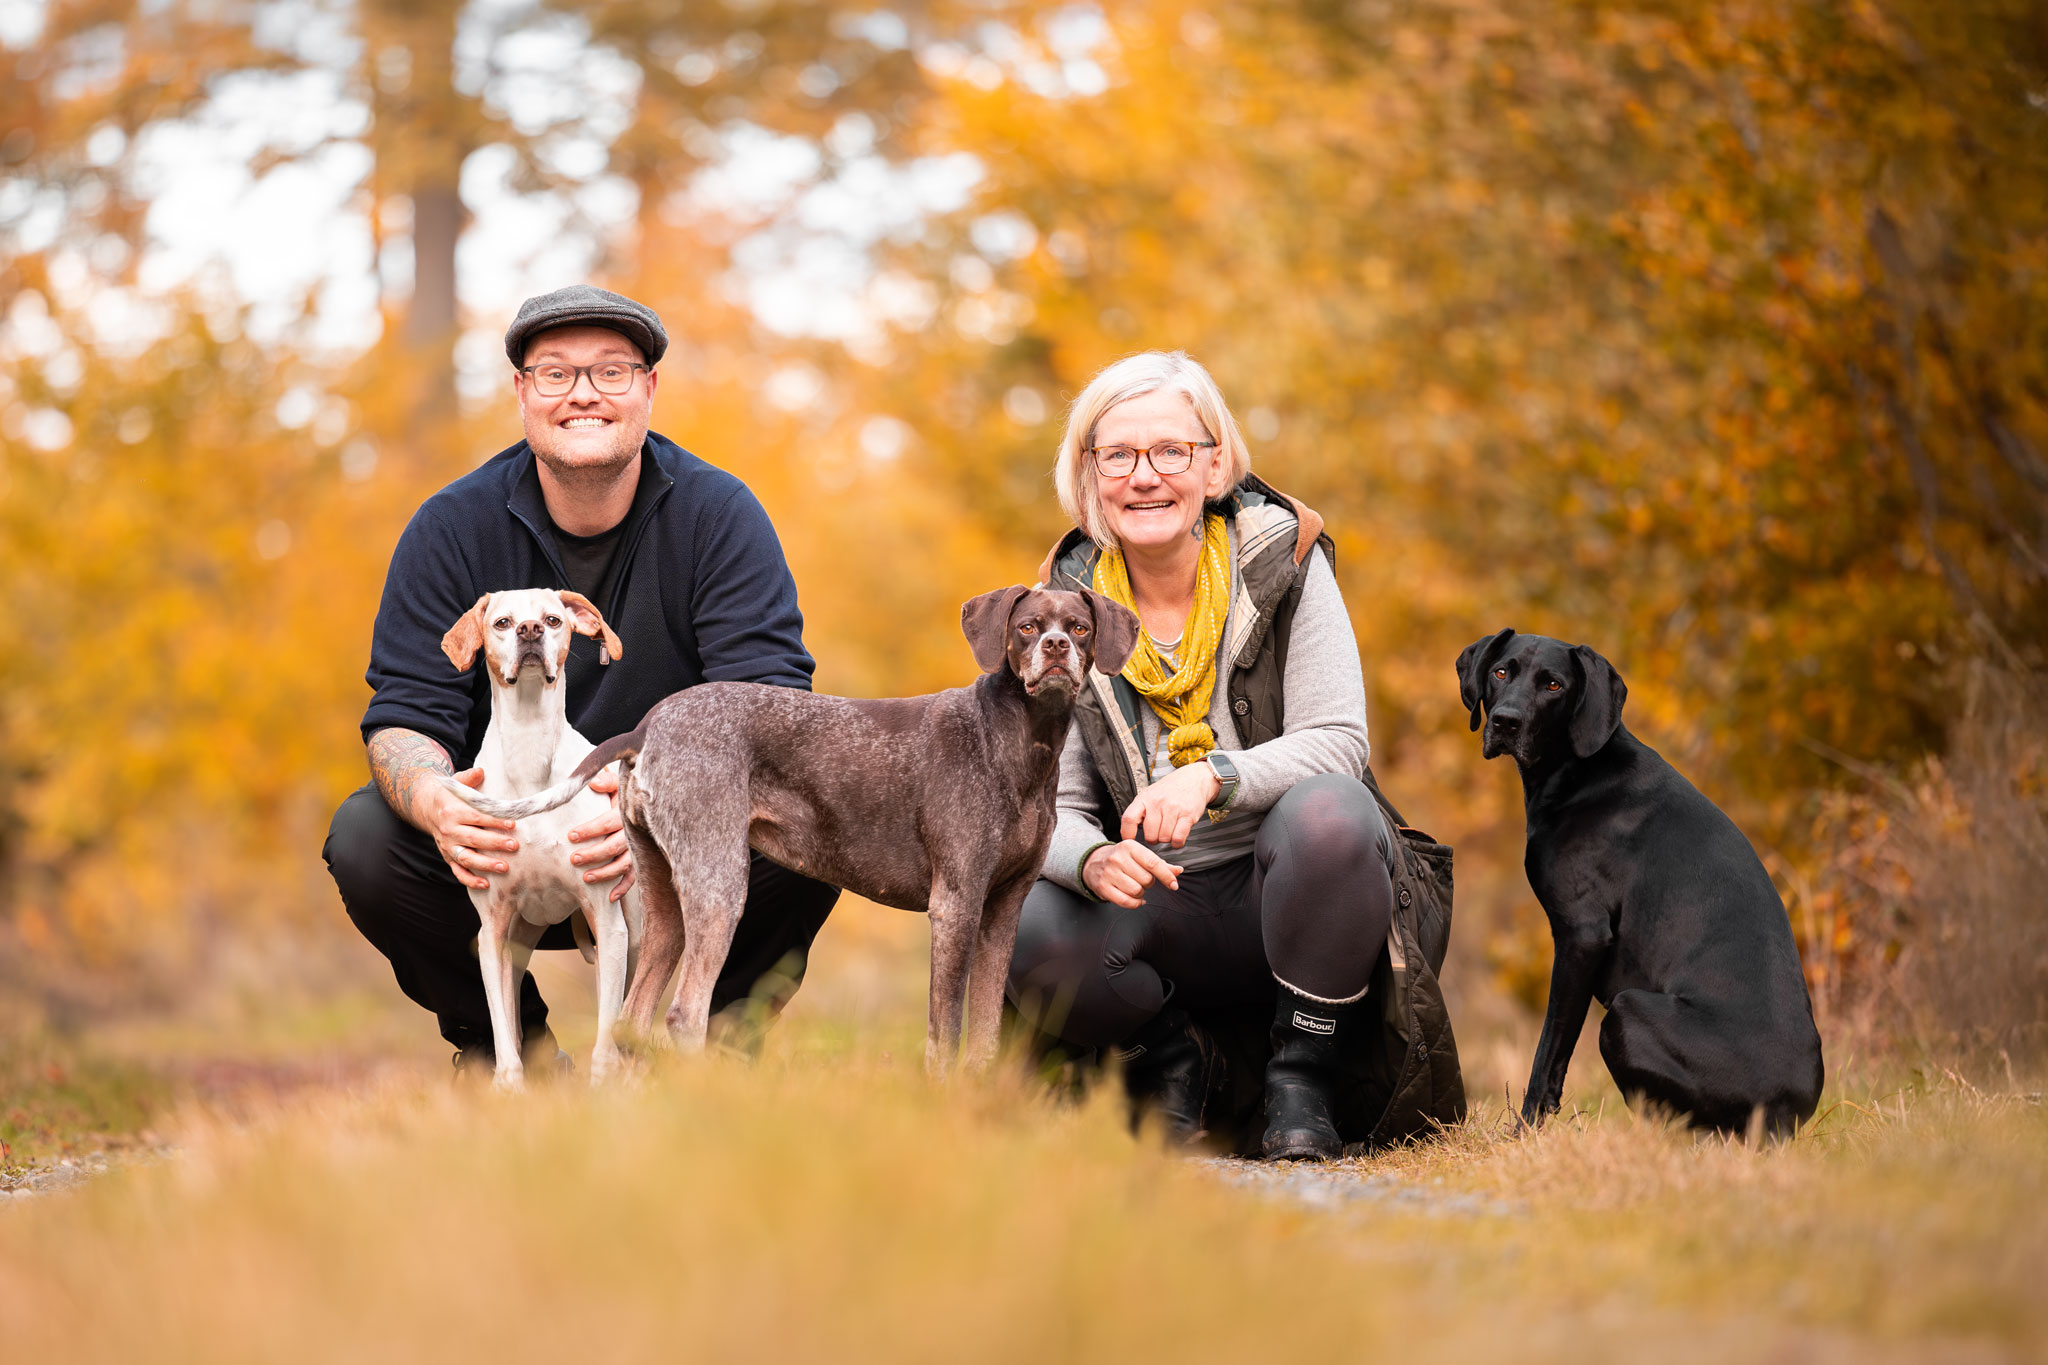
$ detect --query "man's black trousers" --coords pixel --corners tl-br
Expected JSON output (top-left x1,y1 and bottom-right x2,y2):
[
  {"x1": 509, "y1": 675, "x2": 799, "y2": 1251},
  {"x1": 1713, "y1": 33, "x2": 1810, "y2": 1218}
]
[{"x1": 324, "y1": 784, "x2": 840, "y2": 1053}]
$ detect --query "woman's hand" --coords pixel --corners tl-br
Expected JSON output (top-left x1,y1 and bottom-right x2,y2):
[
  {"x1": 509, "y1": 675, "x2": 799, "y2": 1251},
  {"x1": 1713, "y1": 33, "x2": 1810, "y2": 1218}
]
[
  {"x1": 1118, "y1": 760, "x2": 1223, "y2": 850},
  {"x1": 1082, "y1": 841, "x2": 1184, "y2": 909}
]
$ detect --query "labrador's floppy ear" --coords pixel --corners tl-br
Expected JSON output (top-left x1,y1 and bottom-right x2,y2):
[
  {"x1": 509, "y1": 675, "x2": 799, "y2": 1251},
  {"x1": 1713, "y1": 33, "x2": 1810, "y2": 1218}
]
[
  {"x1": 558, "y1": 590, "x2": 623, "y2": 665},
  {"x1": 440, "y1": 595, "x2": 492, "y2": 672},
  {"x1": 961, "y1": 585, "x2": 1032, "y2": 673},
  {"x1": 1568, "y1": 643, "x2": 1628, "y2": 758},
  {"x1": 1454, "y1": 628, "x2": 1517, "y2": 731},
  {"x1": 1082, "y1": 589, "x2": 1140, "y2": 676}
]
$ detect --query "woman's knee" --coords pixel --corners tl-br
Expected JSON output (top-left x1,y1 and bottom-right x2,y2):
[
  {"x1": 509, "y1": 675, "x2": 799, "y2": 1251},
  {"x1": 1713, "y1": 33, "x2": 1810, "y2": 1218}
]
[
  {"x1": 1007, "y1": 880, "x2": 1160, "y2": 1045},
  {"x1": 1262, "y1": 773, "x2": 1391, "y2": 871},
  {"x1": 1008, "y1": 879, "x2": 1100, "y2": 994}
]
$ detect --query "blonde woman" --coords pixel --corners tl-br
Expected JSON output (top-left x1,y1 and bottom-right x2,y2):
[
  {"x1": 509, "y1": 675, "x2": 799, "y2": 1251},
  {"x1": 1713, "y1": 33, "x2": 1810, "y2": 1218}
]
[{"x1": 1008, "y1": 351, "x2": 1396, "y2": 1160}]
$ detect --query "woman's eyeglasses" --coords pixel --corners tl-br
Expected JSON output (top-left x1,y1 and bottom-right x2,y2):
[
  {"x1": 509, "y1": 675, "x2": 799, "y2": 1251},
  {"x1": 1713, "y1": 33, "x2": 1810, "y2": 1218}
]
[{"x1": 1086, "y1": 440, "x2": 1218, "y2": 478}]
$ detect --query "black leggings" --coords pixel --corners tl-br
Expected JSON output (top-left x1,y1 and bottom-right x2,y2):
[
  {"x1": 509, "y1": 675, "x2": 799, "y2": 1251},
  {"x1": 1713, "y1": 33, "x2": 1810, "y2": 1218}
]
[
  {"x1": 1006, "y1": 773, "x2": 1396, "y2": 1048},
  {"x1": 323, "y1": 784, "x2": 839, "y2": 1051}
]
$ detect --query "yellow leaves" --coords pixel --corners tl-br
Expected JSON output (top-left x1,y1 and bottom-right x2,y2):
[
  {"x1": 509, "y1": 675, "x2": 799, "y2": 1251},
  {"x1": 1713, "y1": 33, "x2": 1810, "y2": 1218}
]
[{"x1": 0, "y1": 0, "x2": 2037, "y2": 1020}]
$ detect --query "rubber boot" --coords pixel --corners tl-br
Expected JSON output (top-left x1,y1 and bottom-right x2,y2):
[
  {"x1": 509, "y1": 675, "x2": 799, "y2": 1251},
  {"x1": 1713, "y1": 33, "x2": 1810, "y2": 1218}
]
[
  {"x1": 1260, "y1": 987, "x2": 1363, "y2": 1161},
  {"x1": 1114, "y1": 1006, "x2": 1228, "y2": 1143}
]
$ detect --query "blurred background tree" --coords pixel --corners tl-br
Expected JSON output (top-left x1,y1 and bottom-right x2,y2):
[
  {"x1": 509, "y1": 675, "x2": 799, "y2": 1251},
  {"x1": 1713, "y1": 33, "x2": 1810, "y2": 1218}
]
[{"x1": 2, "y1": 0, "x2": 2041, "y2": 1059}]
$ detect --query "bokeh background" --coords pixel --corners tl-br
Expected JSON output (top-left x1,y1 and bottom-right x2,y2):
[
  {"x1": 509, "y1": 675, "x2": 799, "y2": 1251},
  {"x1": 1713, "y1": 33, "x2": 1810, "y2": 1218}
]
[{"x1": 2, "y1": 0, "x2": 2043, "y2": 1086}]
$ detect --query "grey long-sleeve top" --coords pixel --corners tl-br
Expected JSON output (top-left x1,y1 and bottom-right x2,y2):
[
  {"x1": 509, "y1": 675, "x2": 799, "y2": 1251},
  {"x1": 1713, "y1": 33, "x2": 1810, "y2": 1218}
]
[{"x1": 1040, "y1": 541, "x2": 1370, "y2": 893}]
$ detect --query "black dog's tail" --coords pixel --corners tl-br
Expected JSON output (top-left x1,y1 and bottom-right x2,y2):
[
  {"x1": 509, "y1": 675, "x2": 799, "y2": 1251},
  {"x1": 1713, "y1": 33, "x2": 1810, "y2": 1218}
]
[{"x1": 437, "y1": 724, "x2": 647, "y2": 821}]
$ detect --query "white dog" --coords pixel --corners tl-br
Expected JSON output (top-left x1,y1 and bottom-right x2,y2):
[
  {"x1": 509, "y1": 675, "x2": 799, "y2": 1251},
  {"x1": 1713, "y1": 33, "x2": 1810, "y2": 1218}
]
[{"x1": 439, "y1": 588, "x2": 643, "y2": 1089}]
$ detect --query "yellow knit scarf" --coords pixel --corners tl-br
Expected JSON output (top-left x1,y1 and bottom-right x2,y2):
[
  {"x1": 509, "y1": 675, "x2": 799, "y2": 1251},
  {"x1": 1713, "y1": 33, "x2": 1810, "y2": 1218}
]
[{"x1": 1093, "y1": 514, "x2": 1232, "y2": 768}]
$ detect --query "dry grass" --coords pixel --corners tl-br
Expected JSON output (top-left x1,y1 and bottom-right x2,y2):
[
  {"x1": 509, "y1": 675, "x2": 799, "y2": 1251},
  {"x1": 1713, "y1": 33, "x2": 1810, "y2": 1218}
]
[
  {"x1": 0, "y1": 1015, "x2": 2040, "y2": 1364},
  {"x1": 1, "y1": 893, "x2": 2041, "y2": 1362},
  {"x1": 1799, "y1": 663, "x2": 2048, "y2": 1076}
]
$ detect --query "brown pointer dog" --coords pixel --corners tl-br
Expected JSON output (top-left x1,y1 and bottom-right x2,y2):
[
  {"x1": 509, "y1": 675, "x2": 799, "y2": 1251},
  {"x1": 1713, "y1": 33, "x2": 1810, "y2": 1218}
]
[{"x1": 443, "y1": 586, "x2": 1138, "y2": 1074}]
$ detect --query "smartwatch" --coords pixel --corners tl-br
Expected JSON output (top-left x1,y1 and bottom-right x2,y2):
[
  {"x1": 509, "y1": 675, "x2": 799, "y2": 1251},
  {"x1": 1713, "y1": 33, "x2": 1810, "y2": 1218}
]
[{"x1": 1202, "y1": 752, "x2": 1239, "y2": 822}]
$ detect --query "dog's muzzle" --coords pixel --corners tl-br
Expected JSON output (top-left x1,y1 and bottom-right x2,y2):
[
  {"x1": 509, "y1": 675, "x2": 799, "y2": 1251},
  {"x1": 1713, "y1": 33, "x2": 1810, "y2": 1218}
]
[
  {"x1": 1023, "y1": 636, "x2": 1081, "y2": 695},
  {"x1": 1481, "y1": 711, "x2": 1523, "y2": 761},
  {"x1": 1025, "y1": 667, "x2": 1079, "y2": 696},
  {"x1": 507, "y1": 642, "x2": 557, "y2": 685}
]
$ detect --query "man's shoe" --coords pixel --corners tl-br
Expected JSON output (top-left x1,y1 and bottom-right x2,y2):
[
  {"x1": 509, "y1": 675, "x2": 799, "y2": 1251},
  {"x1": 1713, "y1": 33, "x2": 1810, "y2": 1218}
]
[
  {"x1": 520, "y1": 1024, "x2": 575, "y2": 1078},
  {"x1": 1259, "y1": 986, "x2": 1365, "y2": 1161},
  {"x1": 1115, "y1": 1006, "x2": 1228, "y2": 1144},
  {"x1": 450, "y1": 1025, "x2": 574, "y2": 1080}
]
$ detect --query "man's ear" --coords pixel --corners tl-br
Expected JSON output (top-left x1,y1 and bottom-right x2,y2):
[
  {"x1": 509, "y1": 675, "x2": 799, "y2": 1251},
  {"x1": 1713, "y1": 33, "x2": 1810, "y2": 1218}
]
[
  {"x1": 441, "y1": 596, "x2": 492, "y2": 672},
  {"x1": 960, "y1": 585, "x2": 1031, "y2": 673},
  {"x1": 558, "y1": 590, "x2": 623, "y2": 665},
  {"x1": 1083, "y1": 590, "x2": 1139, "y2": 676},
  {"x1": 1568, "y1": 644, "x2": 1627, "y2": 758},
  {"x1": 1454, "y1": 628, "x2": 1516, "y2": 731}
]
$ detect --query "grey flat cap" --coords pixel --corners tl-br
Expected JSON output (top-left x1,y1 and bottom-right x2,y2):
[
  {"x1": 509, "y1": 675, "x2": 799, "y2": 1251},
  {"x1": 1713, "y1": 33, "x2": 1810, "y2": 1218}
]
[{"x1": 504, "y1": 285, "x2": 668, "y2": 366}]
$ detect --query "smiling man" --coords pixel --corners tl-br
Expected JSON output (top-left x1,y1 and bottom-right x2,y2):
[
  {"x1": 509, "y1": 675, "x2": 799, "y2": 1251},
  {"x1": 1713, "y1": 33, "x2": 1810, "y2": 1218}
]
[{"x1": 323, "y1": 285, "x2": 839, "y2": 1072}]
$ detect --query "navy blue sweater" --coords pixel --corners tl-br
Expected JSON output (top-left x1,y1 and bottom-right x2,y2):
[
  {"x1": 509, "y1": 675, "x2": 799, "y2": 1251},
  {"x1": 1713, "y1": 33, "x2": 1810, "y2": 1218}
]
[{"x1": 361, "y1": 432, "x2": 814, "y2": 767}]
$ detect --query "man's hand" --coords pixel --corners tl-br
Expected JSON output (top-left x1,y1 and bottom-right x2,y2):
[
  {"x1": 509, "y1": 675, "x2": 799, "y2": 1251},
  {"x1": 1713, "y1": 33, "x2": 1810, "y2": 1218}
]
[
  {"x1": 1082, "y1": 841, "x2": 1184, "y2": 910},
  {"x1": 1117, "y1": 760, "x2": 1224, "y2": 850},
  {"x1": 368, "y1": 727, "x2": 517, "y2": 892},
  {"x1": 420, "y1": 768, "x2": 521, "y2": 890},
  {"x1": 568, "y1": 767, "x2": 637, "y2": 902}
]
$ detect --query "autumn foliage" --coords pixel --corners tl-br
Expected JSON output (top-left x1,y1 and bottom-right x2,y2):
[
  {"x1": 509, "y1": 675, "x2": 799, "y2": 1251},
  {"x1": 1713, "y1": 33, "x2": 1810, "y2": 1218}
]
[{"x1": 2, "y1": 0, "x2": 2043, "y2": 1057}]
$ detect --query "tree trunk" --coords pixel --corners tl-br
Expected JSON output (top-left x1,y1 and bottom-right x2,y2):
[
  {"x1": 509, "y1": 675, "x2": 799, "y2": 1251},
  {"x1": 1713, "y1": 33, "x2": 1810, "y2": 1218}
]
[{"x1": 365, "y1": 0, "x2": 467, "y2": 418}]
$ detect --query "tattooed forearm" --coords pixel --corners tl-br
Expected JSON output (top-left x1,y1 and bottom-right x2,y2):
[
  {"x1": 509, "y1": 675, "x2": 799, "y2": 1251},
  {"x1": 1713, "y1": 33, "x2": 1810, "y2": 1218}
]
[{"x1": 367, "y1": 727, "x2": 454, "y2": 827}]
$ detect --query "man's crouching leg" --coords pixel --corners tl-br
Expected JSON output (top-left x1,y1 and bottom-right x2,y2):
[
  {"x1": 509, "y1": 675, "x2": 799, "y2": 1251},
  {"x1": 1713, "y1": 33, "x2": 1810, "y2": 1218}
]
[
  {"x1": 323, "y1": 782, "x2": 553, "y2": 1064},
  {"x1": 326, "y1": 786, "x2": 839, "y2": 1062}
]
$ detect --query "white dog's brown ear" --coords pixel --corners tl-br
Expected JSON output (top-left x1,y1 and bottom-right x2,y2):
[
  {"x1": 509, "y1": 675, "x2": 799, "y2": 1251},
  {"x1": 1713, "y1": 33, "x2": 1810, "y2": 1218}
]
[
  {"x1": 961, "y1": 585, "x2": 1031, "y2": 673},
  {"x1": 441, "y1": 596, "x2": 492, "y2": 672},
  {"x1": 558, "y1": 591, "x2": 623, "y2": 665}
]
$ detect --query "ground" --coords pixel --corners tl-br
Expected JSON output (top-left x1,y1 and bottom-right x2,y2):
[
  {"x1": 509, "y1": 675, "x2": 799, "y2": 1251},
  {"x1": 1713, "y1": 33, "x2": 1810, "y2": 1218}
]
[{"x1": 1, "y1": 901, "x2": 2041, "y2": 1363}]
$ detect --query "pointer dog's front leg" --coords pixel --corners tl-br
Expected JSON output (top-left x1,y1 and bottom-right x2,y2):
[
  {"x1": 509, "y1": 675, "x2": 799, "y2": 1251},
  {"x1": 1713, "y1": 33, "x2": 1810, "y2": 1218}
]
[
  {"x1": 925, "y1": 880, "x2": 986, "y2": 1078},
  {"x1": 962, "y1": 874, "x2": 1032, "y2": 1072}
]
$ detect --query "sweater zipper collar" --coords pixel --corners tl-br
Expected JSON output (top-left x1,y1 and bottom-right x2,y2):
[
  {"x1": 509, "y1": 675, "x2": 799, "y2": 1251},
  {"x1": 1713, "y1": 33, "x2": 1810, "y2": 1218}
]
[{"x1": 506, "y1": 440, "x2": 676, "y2": 618}]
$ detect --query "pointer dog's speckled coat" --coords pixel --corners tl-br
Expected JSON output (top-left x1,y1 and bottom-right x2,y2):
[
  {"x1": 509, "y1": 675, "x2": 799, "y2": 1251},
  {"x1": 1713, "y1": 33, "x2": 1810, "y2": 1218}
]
[
  {"x1": 445, "y1": 586, "x2": 1139, "y2": 1073},
  {"x1": 440, "y1": 588, "x2": 644, "y2": 1090}
]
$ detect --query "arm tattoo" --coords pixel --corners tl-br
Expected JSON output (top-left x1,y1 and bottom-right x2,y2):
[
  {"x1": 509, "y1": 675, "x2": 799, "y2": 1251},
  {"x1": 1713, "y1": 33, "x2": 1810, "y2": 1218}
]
[{"x1": 367, "y1": 728, "x2": 454, "y2": 828}]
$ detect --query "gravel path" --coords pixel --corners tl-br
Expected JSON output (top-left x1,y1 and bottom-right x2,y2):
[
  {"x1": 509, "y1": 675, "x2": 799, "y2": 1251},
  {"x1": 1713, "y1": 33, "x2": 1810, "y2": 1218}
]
[{"x1": 1196, "y1": 1156, "x2": 1521, "y2": 1219}]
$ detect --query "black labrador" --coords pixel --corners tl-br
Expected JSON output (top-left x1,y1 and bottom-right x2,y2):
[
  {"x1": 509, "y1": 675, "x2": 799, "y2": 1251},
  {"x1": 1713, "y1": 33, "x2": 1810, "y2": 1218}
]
[{"x1": 1457, "y1": 629, "x2": 1824, "y2": 1136}]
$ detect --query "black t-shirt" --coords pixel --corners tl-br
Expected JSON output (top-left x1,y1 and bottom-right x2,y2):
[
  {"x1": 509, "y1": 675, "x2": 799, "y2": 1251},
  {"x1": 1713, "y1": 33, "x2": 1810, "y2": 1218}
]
[{"x1": 547, "y1": 456, "x2": 662, "y2": 610}]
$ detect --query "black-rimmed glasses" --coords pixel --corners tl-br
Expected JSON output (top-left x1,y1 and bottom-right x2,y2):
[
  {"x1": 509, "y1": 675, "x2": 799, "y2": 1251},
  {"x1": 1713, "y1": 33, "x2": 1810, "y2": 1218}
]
[
  {"x1": 518, "y1": 362, "x2": 651, "y2": 397},
  {"x1": 1086, "y1": 440, "x2": 1218, "y2": 478}
]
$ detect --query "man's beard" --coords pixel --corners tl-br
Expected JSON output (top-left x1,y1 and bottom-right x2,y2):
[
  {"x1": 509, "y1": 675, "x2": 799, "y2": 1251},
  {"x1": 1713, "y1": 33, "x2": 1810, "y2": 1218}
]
[{"x1": 526, "y1": 418, "x2": 645, "y2": 485}]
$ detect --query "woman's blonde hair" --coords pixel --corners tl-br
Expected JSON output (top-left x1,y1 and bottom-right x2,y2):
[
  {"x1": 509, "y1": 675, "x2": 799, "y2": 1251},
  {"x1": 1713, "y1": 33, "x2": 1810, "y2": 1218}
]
[{"x1": 1053, "y1": 351, "x2": 1253, "y2": 549}]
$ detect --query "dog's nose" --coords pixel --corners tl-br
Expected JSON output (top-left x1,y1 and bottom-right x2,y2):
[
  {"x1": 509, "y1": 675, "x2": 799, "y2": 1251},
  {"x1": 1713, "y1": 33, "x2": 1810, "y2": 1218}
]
[
  {"x1": 1044, "y1": 634, "x2": 1070, "y2": 656},
  {"x1": 1490, "y1": 712, "x2": 1523, "y2": 737},
  {"x1": 516, "y1": 621, "x2": 544, "y2": 642}
]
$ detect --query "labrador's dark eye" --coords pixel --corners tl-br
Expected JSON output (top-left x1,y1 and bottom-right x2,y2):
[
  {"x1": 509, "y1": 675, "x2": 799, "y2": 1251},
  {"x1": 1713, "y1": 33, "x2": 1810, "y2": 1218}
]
[
  {"x1": 1493, "y1": 667, "x2": 1507, "y2": 679},
  {"x1": 494, "y1": 617, "x2": 513, "y2": 630},
  {"x1": 1546, "y1": 679, "x2": 1562, "y2": 691}
]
